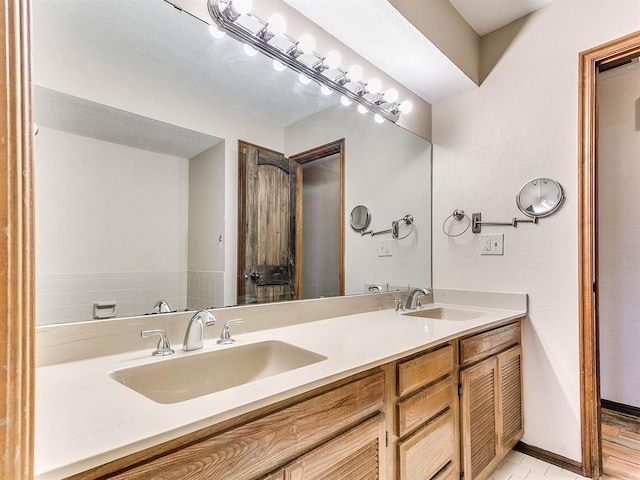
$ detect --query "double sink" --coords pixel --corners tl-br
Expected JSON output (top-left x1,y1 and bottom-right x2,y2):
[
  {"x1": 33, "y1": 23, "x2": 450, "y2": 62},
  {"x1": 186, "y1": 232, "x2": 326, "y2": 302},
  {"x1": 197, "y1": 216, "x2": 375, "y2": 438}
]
[{"x1": 109, "y1": 305, "x2": 486, "y2": 404}]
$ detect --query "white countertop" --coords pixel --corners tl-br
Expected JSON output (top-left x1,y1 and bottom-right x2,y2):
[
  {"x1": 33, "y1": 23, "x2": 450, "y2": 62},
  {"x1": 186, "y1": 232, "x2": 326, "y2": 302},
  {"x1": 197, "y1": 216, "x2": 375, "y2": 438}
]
[{"x1": 35, "y1": 302, "x2": 525, "y2": 479}]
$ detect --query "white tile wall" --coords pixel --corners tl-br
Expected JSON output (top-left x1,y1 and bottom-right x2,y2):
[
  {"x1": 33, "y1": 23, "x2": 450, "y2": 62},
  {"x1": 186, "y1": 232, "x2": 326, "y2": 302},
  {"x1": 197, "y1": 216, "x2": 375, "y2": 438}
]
[
  {"x1": 36, "y1": 271, "x2": 188, "y2": 325},
  {"x1": 187, "y1": 270, "x2": 224, "y2": 310},
  {"x1": 491, "y1": 452, "x2": 591, "y2": 480}
]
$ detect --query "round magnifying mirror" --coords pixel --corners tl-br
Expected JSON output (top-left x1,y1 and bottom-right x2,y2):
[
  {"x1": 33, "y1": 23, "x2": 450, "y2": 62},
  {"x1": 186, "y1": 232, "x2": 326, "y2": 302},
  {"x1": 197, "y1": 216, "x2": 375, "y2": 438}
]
[
  {"x1": 349, "y1": 205, "x2": 371, "y2": 232},
  {"x1": 516, "y1": 178, "x2": 564, "y2": 218}
]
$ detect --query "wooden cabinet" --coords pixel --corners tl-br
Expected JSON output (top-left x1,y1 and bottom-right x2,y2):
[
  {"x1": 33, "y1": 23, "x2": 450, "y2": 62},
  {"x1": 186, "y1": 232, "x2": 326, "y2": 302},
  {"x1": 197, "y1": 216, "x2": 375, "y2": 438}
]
[
  {"x1": 68, "y1": 318, "x2": 524, "y2": 480},
  {"x1": 459, "y1": 321, "x2": 523, "y2": 480},
  {"x1": 283, "y1": 414, "x2": 385, "y2": 479},
  {"x1": 106, "y1": 371, "x2": 384, "y2": 480},
  {"x1": 392, "y1": 343, "x2": 458, "y2": 480}
]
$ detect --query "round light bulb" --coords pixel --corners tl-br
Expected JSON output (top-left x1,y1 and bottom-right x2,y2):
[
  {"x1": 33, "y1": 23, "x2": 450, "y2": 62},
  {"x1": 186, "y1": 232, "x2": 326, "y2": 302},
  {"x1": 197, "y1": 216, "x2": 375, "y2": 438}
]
[
  {"x1": 272, "y1": 59, "x2": 286, "y2": 72},
  {"x1": 340, "y1": 95, "x2": 352, "y2": 106},
  {"x1": 208, "y1": 24, "x2": 226, "y2": 39},
  {"x1": 357, "y1": 105, "x2": 368, "y2": 115},
  {"x1": 320, "y1": 85, "x2": 332, "y2": 96},
  {"x1": 383, "y1": 88, "x2": 399, "y2": 103},
  {"x1": 243, "y1": 44, "x2": 258, "y2": 56},
  {"x1": 297, "y1": 33, "x2": 316, "y2": 53},
  {"x1": 268, "y1": 14, "x2": 286, "y2": 36},
  {"x1": 232, "y1": 0, "x2": 252, "y2": 15},
  {"x1": 374, "y1": 114, "x2": 384, "y2": 124},
  {"x1": 347, "y1": 64, "x2": 363, "y2": 82},
  {"x1": 298, "y1": 73, "x2": 311, "y2": 85},
  {"x1": 367, "y1": 78, "x2": 382, "y2": 94},
  {"x1": 324, "y1": 50, "x2": 341, "y2": 69},
  {"x1": 398, "y1": 100, "x2": 413, "y2": 114}
]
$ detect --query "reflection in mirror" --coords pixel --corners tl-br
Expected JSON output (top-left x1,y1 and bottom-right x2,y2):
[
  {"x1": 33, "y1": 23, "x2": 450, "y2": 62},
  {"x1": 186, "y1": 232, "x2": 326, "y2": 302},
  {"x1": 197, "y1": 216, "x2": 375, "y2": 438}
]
[
  {"x1": 349, "y1": 205, "x2": 372, "y2": 232},
  {"x1": 516, "y1": 178, "x2": 564, "y2": 218},
  {"x1": 32, "y1": 0, "x2": 432, "y2": 325}
]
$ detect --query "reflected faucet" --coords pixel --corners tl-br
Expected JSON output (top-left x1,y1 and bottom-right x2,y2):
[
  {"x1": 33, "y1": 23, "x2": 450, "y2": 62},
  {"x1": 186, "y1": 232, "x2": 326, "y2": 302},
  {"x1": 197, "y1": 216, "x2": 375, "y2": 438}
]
[
  {"x1": 154, "y1": 300, "x2": 172, "y2": 314},
  {"x1": 183, "y1": 309, "x2": 216, "y2": 351},
  {"x1": 406, "y1": 288, "x2": 430, "y2": 310}
]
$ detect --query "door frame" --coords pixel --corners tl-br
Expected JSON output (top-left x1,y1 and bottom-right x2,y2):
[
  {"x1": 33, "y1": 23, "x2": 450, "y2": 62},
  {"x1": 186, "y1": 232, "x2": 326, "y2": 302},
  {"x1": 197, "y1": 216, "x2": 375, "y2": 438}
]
[
  {"x1": 290, "y1": 138, "x2": 345, "y2": 297},
  {"x1": 578, "y1": 29, "x2": 640, "y2": 479},
  {"x1": 0, "y1": 0, "x2": 35, "y2": 477}
]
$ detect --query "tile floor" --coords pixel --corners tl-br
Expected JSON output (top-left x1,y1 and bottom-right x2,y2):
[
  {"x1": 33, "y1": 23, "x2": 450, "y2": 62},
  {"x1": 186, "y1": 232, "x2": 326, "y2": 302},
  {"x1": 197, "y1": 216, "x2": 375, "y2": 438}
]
[{"x1": 491, "y1": 450, "x2": 591, "y2": 480}]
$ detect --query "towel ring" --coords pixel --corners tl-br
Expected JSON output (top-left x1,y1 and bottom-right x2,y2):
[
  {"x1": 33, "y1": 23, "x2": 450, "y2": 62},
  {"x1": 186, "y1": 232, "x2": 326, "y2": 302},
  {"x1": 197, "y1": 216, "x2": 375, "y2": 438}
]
[{"x1": 442, "y1": 209, "x2": 470, "y2": 237}]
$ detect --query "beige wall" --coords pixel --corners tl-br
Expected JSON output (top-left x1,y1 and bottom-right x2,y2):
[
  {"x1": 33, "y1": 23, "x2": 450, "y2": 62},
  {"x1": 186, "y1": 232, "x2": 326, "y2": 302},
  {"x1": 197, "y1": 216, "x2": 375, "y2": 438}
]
[
  {"x1": 597, "y1": 62, "x2": 640, "y2": 409},
  {"x1": 432, "y1": 0, "x2": 640, "y2": 462}
]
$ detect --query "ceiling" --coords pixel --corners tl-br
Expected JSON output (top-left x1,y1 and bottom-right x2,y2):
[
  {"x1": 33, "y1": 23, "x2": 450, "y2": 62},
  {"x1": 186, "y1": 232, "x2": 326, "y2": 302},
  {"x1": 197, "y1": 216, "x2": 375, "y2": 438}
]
[{"x1": 448, "y1": 0, "x2": 554, "y2": 36}]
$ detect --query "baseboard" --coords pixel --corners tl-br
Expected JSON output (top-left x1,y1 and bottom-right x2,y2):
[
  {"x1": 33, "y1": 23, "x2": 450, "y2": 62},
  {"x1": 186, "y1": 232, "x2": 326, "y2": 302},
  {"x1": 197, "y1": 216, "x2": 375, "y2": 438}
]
[
  {"x1": 515, "y1": 441, "x2": 584, "y2": 476},
  {"x1": 601, "y1": 398, "x2": 640, "y2": 418}
]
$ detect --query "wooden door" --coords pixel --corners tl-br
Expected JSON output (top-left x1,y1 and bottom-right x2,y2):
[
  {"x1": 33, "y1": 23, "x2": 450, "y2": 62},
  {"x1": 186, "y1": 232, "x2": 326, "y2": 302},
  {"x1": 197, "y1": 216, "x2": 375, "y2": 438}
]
[
  {"x1": 238, "y1": 141, "x2": 301, "y2": 304},
  {"x1": 460, "y1": 357, "x2": 500, "y2": 480},
  {"x1": 283, "y1": 414, "x2": 385, "y2": 480},
  {"x1": 497, "y1": 346, "x2": 524, "y2": 455}
]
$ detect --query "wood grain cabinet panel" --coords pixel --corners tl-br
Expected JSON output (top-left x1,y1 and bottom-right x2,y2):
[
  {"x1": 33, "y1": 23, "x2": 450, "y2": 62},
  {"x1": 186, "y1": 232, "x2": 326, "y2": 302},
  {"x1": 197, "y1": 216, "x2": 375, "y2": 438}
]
[
  {"x1": 497, "y1": 346, "x2": 524, "y2": 454},
  {"x1": 432, "y1": 462, "x2": 457, "y2": 480},
  {"x1": 260, "y1": 469, "x2": 285, "y2": 480},
  {"x1": 283, "y1": 414, "x2": 385, "y2": 480},
  {"x1": 397, "y1": 376, "x2": 454, "y2": 437},
  {"x1": 109, "y1": 372, "x2": 384, "y2": 480},
  {"x1": 397, "y1": 344, "x2": 453, "y2": 397},
  {"x1": 398, "y1": 408, "x2": 455, "y2": 480},
  {"x1": 460, "y1": 357, "x2": 499, "y2": 480},
  {"x1": 459, "y1": 322, "x2": 520, "y2": 367}
]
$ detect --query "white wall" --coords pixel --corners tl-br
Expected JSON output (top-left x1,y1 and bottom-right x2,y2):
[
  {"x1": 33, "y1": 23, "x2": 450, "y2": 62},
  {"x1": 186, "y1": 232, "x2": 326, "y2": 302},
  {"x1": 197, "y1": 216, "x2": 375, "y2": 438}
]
[
  {"x1": 285, "y1": 105, "x2": 432, "y2": 294},
  {"x1": 432, "y1": 0, "x2": 640, "y2": 461},
  {"x1": 33, "y1": 36, "x2": 285, "y2": 306},
  {"x1": 301, "y1": 154, "x2": 341, "y2": 299},
  {"x1": 35, "y1": 127, "x2": 189, "y2": 323},
  {"x1": 597, "y1": 62, "x2": 640, "y2": 409},
  {"x1": 188, "y1": 143, "x2": 226, "y2": 309}
]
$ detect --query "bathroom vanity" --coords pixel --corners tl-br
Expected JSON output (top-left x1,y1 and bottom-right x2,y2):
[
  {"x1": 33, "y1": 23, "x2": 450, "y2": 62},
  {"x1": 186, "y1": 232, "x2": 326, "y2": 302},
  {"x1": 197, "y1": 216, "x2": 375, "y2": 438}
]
[{"x1": 35, "y1": 290, "x2": 526, "y2": 480}]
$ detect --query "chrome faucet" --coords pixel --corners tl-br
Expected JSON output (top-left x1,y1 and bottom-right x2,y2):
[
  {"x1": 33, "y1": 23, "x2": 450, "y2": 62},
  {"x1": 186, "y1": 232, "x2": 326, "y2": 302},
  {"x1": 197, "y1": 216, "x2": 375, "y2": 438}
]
[
  {"x1": 217, "y1": 319, "x2": 244, "y2": 345},
  {"x1": 154, "y1": 299, "x2": 172, "y2": 314},
  {"x1": 406, "y1": 288, "x2": 430, "y2": 310},
  {"x1": 141, "y1": 329, "x2": 174, "y2": 356},
  {"x1": 183, "y1": 309, "x2": 216, "y2": 351}
]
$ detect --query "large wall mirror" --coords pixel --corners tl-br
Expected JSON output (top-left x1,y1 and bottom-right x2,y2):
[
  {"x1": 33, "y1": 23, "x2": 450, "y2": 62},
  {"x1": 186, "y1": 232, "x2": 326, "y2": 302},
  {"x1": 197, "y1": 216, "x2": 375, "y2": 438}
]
[{"x1": 32, "y1": 0, "x2": 432, "y2": 325}]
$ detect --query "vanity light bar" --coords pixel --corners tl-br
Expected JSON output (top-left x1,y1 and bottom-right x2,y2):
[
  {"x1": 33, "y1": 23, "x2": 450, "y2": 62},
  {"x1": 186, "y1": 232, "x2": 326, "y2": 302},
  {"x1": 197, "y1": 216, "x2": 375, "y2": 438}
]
[{"x1": 207, "y1": 0, "x2": 405, "y2": 123}]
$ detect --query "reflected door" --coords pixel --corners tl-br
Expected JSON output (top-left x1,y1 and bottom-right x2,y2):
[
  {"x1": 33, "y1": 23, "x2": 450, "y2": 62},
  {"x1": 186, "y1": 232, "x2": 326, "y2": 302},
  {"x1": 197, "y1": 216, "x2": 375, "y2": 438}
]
[{"x1": 238, "y1": 141, "x2": 301, "y2": 304}]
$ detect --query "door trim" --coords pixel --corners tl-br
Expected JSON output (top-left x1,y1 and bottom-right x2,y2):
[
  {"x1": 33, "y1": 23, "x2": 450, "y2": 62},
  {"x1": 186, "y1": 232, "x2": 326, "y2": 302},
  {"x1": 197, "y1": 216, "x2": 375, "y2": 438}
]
[
  {"x1": 0, "y1": 1, "x2": 35, "y2": 477},
  {"x1": 578, "y1": 29, "x2": 640, "y2": 479},
  {"x1": 290, "y1": 139, "x2": 345, "y2": 297}
]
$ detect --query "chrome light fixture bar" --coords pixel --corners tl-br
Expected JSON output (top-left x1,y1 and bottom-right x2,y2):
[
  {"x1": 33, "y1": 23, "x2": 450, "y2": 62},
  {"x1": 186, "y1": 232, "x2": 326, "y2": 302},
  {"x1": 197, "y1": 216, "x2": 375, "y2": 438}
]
[{"x1": 207, "y1": 0, "x2": 409, "y2": 123}]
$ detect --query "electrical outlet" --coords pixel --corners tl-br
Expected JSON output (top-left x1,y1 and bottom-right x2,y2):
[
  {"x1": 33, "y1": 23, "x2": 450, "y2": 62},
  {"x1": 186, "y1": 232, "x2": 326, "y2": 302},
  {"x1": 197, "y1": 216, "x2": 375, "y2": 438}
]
[
  {"x1": 481, "y1": 234, "x2": 504, "y2": 255},
  {"x1": 378, "y1": 239, "x2": 393, "y2": 257}
]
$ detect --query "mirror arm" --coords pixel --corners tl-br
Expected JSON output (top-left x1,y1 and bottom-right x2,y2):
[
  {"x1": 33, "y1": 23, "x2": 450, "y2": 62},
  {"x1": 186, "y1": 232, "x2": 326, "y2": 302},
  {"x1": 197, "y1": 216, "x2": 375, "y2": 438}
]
[{"x1": 471, "y1": 212, "x2": 538, "y2": 234}]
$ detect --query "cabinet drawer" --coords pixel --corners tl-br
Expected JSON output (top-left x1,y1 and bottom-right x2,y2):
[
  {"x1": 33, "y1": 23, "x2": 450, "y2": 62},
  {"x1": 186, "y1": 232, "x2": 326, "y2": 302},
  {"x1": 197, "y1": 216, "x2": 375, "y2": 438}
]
[
  {"x1": 460, "y1": 321, "x2": 521, "y2": 366},
  {"x1": 397, "y1": 344, "x2": 453, "y2": 397},
  {"x1": 432, "y1": 462, "x2": 456, "y2": 480},
  {"x1": 109, "y1": 371, "x2": 384, "y2": 480},
  {"x1": 398, "y1": 408, "x2": 455, "y2": 480},
  {"x1": 397, "y1": 376, "x2": 454, "y2": 437}
]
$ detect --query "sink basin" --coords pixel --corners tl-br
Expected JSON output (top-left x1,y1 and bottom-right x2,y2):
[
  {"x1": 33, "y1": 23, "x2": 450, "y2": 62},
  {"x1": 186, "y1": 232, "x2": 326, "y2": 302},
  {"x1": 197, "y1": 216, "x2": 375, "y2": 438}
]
[
  {"x1": 404, "y1": 307, "x2": 486, "y2": 321},
  {"x1": 109, "y1": 341, "x2": 327, "y2": 404}
]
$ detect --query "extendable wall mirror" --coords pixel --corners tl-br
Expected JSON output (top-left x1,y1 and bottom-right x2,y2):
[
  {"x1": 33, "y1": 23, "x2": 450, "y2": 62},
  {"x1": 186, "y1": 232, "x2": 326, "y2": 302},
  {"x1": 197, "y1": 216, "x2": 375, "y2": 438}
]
[
  {"x1": 516, "y1": 178, "x2": 564, "y2": 218},
  {"x1": 349, "y1": 205, "x2": 372, "y2": 232}
]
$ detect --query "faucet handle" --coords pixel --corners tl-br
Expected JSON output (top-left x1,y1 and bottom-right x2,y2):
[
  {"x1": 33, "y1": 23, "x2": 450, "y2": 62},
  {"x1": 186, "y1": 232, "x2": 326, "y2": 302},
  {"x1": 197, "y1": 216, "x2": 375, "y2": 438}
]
[
  {"x1": 393, "y1": 297, "x2": 405, "y2": 312},
  {"x1": 217, "y1": 319, "x2": 243, "y2": 345},
  {"x1": 141, "y1": 329, "x2": 174, "y2": 356}
]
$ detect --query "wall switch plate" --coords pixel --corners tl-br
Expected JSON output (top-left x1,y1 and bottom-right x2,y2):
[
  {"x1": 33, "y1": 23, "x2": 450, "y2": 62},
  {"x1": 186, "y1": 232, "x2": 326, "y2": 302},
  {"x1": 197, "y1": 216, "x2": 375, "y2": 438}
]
[
  {"x1": 378, "y1": 239, "x2": 393, "y2": 257},
  {"x1": 481, "y1": 234, "x2": 504, "y2": 255}
]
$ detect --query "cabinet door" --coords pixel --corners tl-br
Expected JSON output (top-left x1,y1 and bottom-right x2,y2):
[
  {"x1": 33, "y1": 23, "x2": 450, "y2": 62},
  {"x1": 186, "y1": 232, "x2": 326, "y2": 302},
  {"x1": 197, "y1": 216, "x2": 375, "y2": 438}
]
[
  {"x1": 460, "y1": 357, "x2": 499, "y2": 480},
  {"x1": 497, "y1": 346, "x2": 524, "y2": 454},
  {"x1": 283, "y1": 414, "x2": 385, "y2": 480}
]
